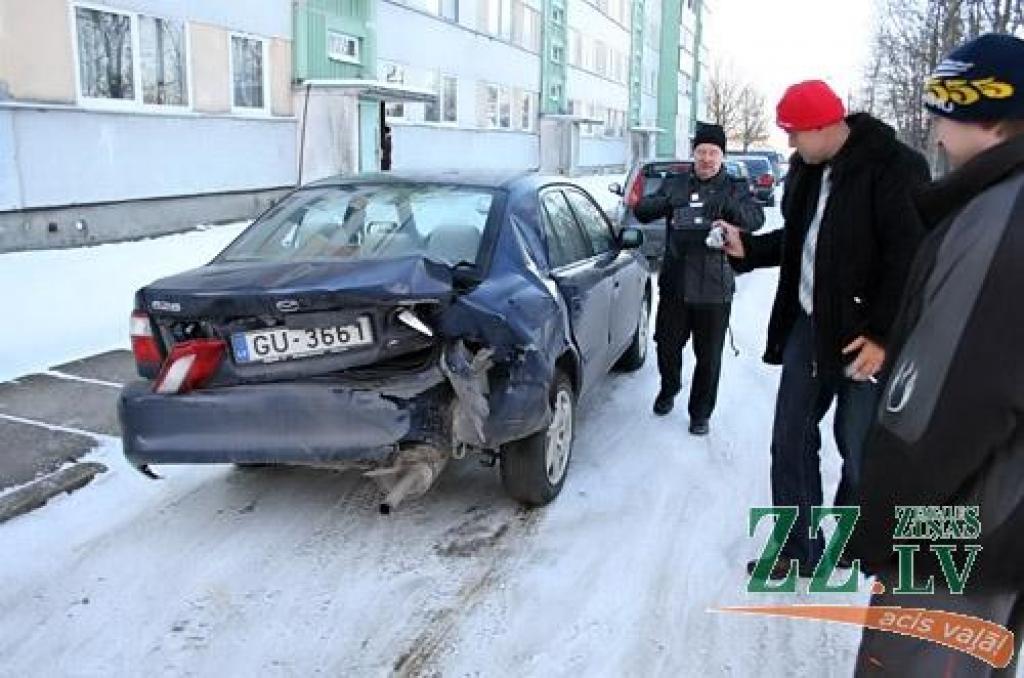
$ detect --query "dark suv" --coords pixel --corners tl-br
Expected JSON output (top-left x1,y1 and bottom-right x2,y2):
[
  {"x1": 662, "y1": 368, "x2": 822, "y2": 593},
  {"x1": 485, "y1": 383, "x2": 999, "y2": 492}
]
[{"x1": 729, "y1": 155, "x2": 776, "y2": 207}]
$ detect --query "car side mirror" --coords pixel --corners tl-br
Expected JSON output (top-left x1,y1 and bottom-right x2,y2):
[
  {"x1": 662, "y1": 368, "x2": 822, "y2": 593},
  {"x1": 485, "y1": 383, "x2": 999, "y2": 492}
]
[
  {"x1": 619, "y1": 227, "x2": 643, "y2": 249},
  {"x1": 608, "y1": 182, "x2": 623, "y2": 196}
]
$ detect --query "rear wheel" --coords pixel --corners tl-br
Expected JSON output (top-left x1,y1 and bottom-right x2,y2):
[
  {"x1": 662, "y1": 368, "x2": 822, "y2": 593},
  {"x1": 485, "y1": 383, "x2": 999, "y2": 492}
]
[
  {"x1": 500, "y1": 371, "x2": 575, "y2": 507},
  {"x1": 615, "y1": 292, "x2": 650, "y2": 372}
]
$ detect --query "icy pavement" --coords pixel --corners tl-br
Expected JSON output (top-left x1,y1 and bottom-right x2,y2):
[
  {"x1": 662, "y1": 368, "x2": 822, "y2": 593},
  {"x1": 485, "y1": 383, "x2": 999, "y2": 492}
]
[{"x1": 1, "y1": 204, "x2": 1002, "y2": 677}]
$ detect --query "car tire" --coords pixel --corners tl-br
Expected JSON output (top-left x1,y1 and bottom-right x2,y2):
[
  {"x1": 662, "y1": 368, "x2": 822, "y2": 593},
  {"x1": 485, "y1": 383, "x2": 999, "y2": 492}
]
[
  {"x1": 500, "y1": 371, "x2": 575, "y2": 507},
  {"x1": 615, "y1": 292, "x2": 650, "y2": 372}
]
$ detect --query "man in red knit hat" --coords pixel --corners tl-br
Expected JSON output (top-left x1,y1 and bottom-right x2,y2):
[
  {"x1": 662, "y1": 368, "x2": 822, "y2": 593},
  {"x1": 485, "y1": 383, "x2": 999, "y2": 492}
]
[{"x1": 721, "y1": 80, "x2": 931, "y2": 579}]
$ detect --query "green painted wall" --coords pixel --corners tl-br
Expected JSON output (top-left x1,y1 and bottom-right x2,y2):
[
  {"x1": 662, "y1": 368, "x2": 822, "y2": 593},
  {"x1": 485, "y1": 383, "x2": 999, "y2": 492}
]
[
  {"x1": 655, "y1": 0, "x2": 681, "y2": 156},
  {"x1": 540, "y1": 0, "x2": 568, "y2": 114},
  {"x1": 293, "y1": 0, "x2": 377, "y2": 82}
]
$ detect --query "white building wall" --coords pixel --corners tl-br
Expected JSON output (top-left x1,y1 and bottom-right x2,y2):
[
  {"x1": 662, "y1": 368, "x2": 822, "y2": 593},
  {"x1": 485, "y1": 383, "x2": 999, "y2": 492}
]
[
  {"x1": 2, "y1": 106, "x2": 296, "y2": 210},
  {"x1": 375, "y1": 1, "x2": 541, "y2": 171}
]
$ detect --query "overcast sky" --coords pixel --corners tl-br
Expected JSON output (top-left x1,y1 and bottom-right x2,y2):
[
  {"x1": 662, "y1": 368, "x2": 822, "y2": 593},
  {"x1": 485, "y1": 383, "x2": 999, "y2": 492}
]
[{"x1": 703, "y1": 0, "x2": 878, "y2": 150}]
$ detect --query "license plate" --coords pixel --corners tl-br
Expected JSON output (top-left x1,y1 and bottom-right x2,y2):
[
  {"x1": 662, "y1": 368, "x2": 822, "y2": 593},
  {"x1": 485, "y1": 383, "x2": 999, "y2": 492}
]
[{"x1": 231, "y1": 316, "x2": 373, "y2": 364}]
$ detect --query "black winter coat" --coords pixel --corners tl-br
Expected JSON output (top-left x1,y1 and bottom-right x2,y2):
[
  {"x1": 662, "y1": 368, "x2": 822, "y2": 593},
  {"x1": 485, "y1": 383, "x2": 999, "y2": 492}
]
[
  {"x1": 732, "y1": 113, "x2": 931, "y2": 371},
  {"x1": 634, "y1": 168, "x2": 764, "y2": 304},
  {"x1": 850, "y1": 134, "x2": 1024, "y2": 591}
]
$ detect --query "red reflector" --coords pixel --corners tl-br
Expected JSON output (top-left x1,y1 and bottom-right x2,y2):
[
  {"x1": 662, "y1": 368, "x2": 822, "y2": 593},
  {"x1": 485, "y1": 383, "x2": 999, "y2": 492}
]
[
  {"x1": 625, "y1": 173, "x2": 645, "y2": 207},
  {"x1": 757, "y1": 173, "x2": 774, "y2": 188},
  {"x1": 153, "y1": 339, "x2": 225, "y2": 395},
  {"x1": 130, "y1": 311, "x2": 162, "y2": 366}
]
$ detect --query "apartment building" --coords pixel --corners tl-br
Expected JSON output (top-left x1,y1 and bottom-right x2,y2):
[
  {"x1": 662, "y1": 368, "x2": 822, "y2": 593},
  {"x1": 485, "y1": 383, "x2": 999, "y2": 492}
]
[{"x1": 0, "y1": 0, "x2": 297, "y2": 251}]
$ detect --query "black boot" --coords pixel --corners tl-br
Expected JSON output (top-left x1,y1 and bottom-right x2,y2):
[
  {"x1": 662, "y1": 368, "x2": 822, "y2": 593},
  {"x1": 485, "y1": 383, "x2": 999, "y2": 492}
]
[
  {"x1": 653, "y1": 391, "x2": 675, "y2": 416},
  {"x1": 746, "y1": 557, "x2": 814, "y2": 580},
  {"x1": 689, "y1": 418, "x2": 710, "y2": 435}
]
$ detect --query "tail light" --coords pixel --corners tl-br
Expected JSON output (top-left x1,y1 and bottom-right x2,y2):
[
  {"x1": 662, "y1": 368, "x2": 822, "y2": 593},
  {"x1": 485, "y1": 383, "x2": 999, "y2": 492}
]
[
  {"x1": 757, "y1": 173, "x2": 774, "y2": 188},
  {"x1": 153, "y1": 339, "x2": 225, "y2": 394},
  {"x1": 625, "y1": 172, "x2": 646, "y2": 207},
  {"x1": 131, "y1": 311, "x2": 163, "y2": 372}
]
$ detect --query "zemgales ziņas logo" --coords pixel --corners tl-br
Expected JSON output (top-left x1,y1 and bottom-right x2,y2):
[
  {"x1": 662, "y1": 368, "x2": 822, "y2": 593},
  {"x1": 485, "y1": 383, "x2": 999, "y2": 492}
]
[{"x1": 711, "y1": 506, "x2": 1015, "y2": 669}]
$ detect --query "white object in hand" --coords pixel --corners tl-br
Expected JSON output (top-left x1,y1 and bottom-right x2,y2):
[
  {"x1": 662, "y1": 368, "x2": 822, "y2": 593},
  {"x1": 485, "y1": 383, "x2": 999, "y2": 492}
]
[{"x1": 705, "y1": 225, "x2": 726, "y2": 249}]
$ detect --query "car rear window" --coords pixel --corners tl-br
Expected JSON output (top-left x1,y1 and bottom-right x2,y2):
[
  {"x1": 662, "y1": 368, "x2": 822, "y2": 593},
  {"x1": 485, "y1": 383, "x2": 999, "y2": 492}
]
[
  {"x1": 218, "y1": 184, "x2": 497, "y2": 266},
  {"x1": 735, "y1": 157, "x2": 772, "y2": 175},
  {"x1": 639, "y1": 162, "x2": 693, "y2": 196}
]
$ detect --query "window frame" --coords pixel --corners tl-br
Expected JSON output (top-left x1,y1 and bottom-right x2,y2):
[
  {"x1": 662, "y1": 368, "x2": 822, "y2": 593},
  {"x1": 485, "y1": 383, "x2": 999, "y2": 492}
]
[
  {"x1": 326, "y1": 29, "x2": 361, "y2": 65},
  {"x1": 540, "y1": 189, "x2": 596, "y2": 269},
  {"x1": 70, "y1": 2, "x2": 194, "y2": 113},
  {"x1": 563, "y1": 187, "x2": 616, "y2": 255},
  {"x1": 229, "y1": 31, "x2": 271, "y2": 115}
]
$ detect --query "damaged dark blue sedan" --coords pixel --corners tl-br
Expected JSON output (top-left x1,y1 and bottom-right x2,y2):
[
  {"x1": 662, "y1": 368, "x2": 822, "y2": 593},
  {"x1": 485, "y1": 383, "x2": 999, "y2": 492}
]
[{"x1": 119, "y1": 171, "x2": 651, "y2": 510}]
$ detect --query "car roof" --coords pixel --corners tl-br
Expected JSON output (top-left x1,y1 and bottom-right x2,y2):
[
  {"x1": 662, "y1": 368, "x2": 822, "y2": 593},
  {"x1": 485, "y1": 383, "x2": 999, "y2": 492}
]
[{"x1": 304, "y1": 169, "x2": 543, "y2": 191}]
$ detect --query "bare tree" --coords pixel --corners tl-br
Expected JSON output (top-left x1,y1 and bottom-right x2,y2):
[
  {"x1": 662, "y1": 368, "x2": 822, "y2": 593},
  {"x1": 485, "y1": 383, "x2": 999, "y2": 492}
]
[
  {"x1": 705, "y1": 61, "x2": 742, "y2": 136},
  {"x1": 736, "y1": 85, "x2": 770, "y2": 151},
  {"x1": 705, "y1": 62, "x2": 771, "y2": 150},
  {"x1": 863, "y1": 0, "x2": 1023, "y2": 165}
]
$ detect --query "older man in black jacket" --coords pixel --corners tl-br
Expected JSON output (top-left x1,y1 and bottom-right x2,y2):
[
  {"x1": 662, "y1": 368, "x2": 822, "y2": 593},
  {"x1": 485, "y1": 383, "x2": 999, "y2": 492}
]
[
  {"x1": 635, "y1": 122, "x2": 764, "y2": 435},
  {"x1": 722, "y1": 81, "x2": 931, "y2": 578}
]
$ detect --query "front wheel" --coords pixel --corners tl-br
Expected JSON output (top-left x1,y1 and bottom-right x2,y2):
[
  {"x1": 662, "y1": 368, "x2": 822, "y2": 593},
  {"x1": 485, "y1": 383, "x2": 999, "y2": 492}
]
[{"x1": 500, "y1": 371, "x2": 576, "y2": 507}]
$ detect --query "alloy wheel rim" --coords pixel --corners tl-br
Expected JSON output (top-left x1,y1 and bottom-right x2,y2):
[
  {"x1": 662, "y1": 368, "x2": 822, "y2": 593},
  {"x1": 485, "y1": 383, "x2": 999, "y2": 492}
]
[{"x1": 544, "y1": 389, "x2": 573, "y2": 484}]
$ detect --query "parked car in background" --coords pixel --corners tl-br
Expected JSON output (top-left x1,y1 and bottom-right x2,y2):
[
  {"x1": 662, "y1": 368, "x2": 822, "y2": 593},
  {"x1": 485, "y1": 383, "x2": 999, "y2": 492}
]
[
  {"x1": 724, "y1": 159, "x2": 755, "y2": 196},
  {"x1": 609, "y1": 159, "x2": 694, "y2": 268},
  {"x1": 119, "y1": 171, "x2": 652, "y2": 511},
  {"x1": 732, "y1": 149, "x2": 786, "y2": 183},
  {"x1": 729, "y1": 155, "x2": 776, "y2": 207}
]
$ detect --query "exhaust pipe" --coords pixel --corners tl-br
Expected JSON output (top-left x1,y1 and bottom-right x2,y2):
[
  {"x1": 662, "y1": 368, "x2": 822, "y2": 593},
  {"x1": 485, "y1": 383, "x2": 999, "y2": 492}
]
[{"x1": 367, "y1": 447, "x2": 447, "y2": 514}]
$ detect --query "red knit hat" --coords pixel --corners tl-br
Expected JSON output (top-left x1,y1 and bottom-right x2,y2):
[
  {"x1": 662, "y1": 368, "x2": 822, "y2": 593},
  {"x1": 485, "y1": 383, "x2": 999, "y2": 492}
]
[{"x1": 776, "y1": 80, "x2": 846, "y2": 132}]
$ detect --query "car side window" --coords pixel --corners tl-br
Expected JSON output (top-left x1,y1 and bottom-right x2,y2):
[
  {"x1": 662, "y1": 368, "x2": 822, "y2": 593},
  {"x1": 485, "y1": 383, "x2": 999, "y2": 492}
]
[
  {"x1": 541, "y1": 191, "x2": 594, "y2": 268},
  {"x1": 564, "y1": 189, "x2": 615, "y2": 255}
]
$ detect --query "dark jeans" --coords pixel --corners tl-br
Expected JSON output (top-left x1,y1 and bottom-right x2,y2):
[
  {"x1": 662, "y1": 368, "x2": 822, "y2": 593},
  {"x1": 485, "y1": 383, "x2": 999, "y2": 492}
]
[
  {"x1": 771, "y1": 312, "x2": 882, "y2": 567},
  {"x1": 654, "y1": 293, "x2": 730, "y2": 421}
]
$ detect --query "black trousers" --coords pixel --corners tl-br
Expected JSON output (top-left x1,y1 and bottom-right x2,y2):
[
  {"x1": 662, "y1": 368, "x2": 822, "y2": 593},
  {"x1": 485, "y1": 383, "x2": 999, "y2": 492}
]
[{"x1": 653, "y1": 292, "x2": 730, "y2": 420}]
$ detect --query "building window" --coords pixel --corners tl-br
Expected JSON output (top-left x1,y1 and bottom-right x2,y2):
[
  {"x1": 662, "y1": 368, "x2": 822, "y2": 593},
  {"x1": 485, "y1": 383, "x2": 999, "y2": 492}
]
[
  {"x1": 551, "y1": 44, "x2": 564, "y2": 63},
  {"x1": 425, "y1": 72, "x2": 458, "y2": 124},
  {"x1": 139, "y1": 16, "x2": 188, "y2": 106},
  {"x1": 327, "y1": 30, "x2": 360, "y2": 64},
  {"x1": 518, "y1": 91, "x2": 534, "y2": 131},
  {"x1": 481, "y1": 0, "x2": 513, "y2": 38},
  {"x1": 74, "y1": 7, "x2": 190, "y2": 109},
  {"x1": 442, "y1": 76, "x2": 458, "y2": 123},
  {"x1": 499, "y1": 86, "x2": 511, "y2": 128},
  {"x1": 441, "y1": 0, "x2": 459, "y2": 21},
  {"x1": 593, "y1": 41, "x2": 608, "y2": 77},
  {"x1": 552, "y1": 6, "x2": 565, "y2": 24},
  {"x1": 75, "y1": 7, "x2": 134, "y2": 102},
  {"x1": 381, "y1": 62, "x2": 406, "y2": 119},
  {"x1": 519, "y1": 5, "x2": 541, "y2": 52},
  {"x1": 549, "y1": 83, "x2": 563, "y2": 103},
  {"x1": 485, "y1": 84, "x2": 500, "y2": 127},
  {"x1": 231, "y1": 35, "x2": 266, "y2": 110}
]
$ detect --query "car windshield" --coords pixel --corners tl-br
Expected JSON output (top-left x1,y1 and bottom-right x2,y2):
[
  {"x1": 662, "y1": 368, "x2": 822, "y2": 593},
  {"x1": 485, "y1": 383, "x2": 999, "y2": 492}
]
[{"x1": 218, "y1": 183, "x2": 497, "y2": 266}]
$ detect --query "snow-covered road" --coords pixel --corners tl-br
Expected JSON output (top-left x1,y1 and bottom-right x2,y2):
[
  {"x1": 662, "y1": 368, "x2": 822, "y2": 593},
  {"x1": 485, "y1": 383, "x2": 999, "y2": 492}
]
[{"x1": 1, "y1": 196, "x2": 972, "y2": 677}]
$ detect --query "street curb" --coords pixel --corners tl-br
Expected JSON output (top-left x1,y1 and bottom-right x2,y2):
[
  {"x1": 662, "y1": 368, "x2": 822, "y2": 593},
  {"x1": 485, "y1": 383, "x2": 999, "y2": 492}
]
[{"x1": 0, "y1": 462, "x2": 107, "y2": 524}]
